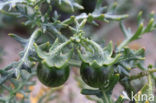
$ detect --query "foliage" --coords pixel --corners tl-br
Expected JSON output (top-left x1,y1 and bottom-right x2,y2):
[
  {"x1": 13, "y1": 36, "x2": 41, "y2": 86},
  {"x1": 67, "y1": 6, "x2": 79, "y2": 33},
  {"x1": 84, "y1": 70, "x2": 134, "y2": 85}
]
[{"x1": 0, "y1": 0, "x2": 156, "y2": 103}]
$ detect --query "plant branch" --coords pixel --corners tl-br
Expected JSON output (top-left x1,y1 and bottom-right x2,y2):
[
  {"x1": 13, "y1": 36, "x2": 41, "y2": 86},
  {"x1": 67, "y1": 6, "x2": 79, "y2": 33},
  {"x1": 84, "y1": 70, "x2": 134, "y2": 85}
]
[
  {"x1": 8, "y1": 28, "x2": 41, "y2": 79},
  {"x1": 130, "y1": 69, "x2": 156, "y2": 80}
]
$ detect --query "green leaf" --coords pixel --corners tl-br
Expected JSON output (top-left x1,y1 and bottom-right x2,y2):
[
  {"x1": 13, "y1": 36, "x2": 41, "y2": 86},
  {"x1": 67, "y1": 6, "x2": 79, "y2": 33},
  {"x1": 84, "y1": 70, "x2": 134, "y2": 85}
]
[
  {"x1": 8, "y1": 28, "x2": 41, "y2": 78},
  {"x1": 103, "y1": 42, "x2": 121, "y2": 65},
  {"x1": 0, "y1": 71, "x2": 14, "y2": 84},
  {"x1": 147, "y1": 75, "x2": 153, "y2": 98},
  {"x1": 63, "y1": 12, "x2": 128, "y2": 26},
  {"x1": 105, "y1": 74, "x2": 120, "y2": 92},
  {"x1": 104, "y1": 13, "x2": 128, "y2": 21},
  {"x1": 115, "y1": 95, "x2": 125, "y2": 103},
  {"x1": 134, "y1": 75, "x2": 154, "y2": 102},
  {"x1": 8, "y1": 33, "x2": 28, "y2": 46},
  {"x1": 0, "y1": 68, "x2": 36, "y2": 102},
  {"x1": 115, "y1": 48, "x2": 145, "y2": 77},
  {"x1": 120, "y1": 21, "x2": 131, "y2": 38},
  {"x1": 56, "y1": 0, "x2": 83, "y2": 11},
  {"x1": 0, "y1": 0, "x2": 25, "y2": 10},
  {"x1": 45, "y1": 23, "x2": 68, "y2": 41},
  {"x1": 81, "y1": 89, "x2": 102, "y2": 97},
  {"x1": 143, "y1": 18, "x2": 155, "y2": 33},
  {"x1": 103, "y1": 41, "x2": 113, "y2": 56},
  {"x1": 118, "y1": 12, "x2": 156, "y2": 50},
  {"x1": 130, "y1": 23, "x2": 144, "y2": 41},
  {"x1": 0, "y1": 9, "x2": 21, "y2": 17},
  {"x1": 49, "y1": 38, "x2": 60, "y2": 51},
  {"x1": 137, "y1": 11, "x2": 143, "y2": 26}
]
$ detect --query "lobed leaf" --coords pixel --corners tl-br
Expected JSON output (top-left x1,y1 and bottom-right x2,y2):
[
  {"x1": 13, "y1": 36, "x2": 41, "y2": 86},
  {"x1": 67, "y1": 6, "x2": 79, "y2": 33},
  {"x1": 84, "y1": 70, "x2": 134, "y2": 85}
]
[
  {"x1": 115, "y1": 48, "x2": 145, "y2": 76},
  {"x1": 118, "y1": 12, "x2": 156, "y2": 50},
  {"x1": 0, "y1": 0, "x2": 25, "y2": 10},
  {"x1": 0, "y1": 28, "x2": 42, "y2": 80}
]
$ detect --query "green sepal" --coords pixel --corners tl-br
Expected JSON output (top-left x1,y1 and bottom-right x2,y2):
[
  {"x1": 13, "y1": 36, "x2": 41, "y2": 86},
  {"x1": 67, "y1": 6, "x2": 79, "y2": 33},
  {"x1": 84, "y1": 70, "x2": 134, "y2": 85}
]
[
  {"x1": 78, "y1": 39, "x2": 121, "y2": 67},
  {"x1": 39, "y1": 42, "x2": 51, "y2": 51},
  {"x1": 49, "y1": 38, "x2": 59, "y2": 51},
  {"x1": 103, "y1": 41, "x2": 121, "y2": 65},
  {"x1": 34, "y1": 39, "x2": 73, "y2": 68}
]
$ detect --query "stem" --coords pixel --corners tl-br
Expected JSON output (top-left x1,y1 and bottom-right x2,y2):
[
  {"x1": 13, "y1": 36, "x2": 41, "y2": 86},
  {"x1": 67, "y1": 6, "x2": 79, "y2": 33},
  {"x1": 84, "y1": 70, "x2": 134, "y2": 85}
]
[
  {"x1": 130, "y1": 69, "x2": 156, "y2": 80},
  {"x1": 100, "y1": 88, "x2": 110, "y2": 103},
  {"x1": 0, "y1": 10, "x2": 19, "y2": 16},
  {"x1": 102, "y1": 93, "x2": 109, "y2": 103}
]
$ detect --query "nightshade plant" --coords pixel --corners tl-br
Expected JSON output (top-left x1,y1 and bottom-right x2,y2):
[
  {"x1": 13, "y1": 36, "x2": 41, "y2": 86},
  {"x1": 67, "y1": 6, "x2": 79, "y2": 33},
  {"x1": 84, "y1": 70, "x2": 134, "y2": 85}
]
[{"x1": 0, "y1": 0, "x2": 156, "y2": 103}]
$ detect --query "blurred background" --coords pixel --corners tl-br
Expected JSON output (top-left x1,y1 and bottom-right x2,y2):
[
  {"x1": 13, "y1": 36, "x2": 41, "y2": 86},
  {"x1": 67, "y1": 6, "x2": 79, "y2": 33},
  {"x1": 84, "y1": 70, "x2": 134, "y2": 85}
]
[{"x1": 0, "y1": 0, "x2": 156, "y2": 103}]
